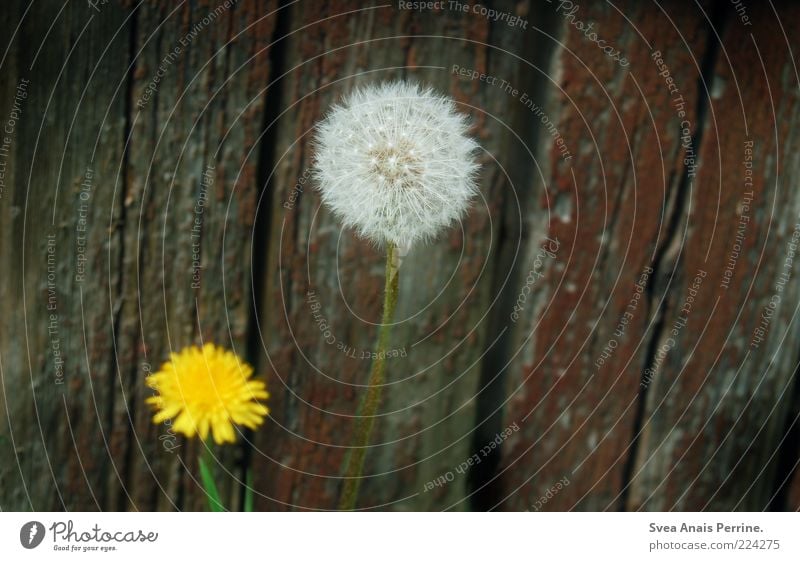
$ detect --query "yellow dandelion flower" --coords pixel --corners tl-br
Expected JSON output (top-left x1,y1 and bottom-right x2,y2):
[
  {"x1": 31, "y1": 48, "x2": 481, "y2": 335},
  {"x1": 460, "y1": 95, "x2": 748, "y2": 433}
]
[{"x1": 145, "y1": 343, "x2": 269, "y2": 445}]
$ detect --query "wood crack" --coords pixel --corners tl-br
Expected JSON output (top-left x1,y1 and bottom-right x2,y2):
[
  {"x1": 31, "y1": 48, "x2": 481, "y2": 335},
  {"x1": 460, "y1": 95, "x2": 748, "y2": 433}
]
[{"x1": 618, "y1": 0, "x2": 728, "y2": 511}]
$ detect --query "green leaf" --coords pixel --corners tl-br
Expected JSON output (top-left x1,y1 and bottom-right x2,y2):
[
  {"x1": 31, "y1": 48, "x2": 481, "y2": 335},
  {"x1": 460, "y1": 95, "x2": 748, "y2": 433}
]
[{"x1": 198, "y1": 454, "x2": 224, "y2": 512}]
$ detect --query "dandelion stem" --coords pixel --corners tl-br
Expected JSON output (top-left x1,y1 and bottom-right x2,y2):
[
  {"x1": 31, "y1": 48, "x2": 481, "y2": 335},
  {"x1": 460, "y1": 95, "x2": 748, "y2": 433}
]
[
  {"x1": 198, "y1": 439, "x2": 224, "y2": 512},
  {"x1": 339, "y1": 242, "x2": 400, "y2": 510}
]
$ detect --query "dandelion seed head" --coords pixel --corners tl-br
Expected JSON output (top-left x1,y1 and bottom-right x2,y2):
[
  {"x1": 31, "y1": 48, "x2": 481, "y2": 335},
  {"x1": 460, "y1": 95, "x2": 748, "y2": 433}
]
[{"x1": 312, "y1": 81, "x2": 480, "y2": 248}]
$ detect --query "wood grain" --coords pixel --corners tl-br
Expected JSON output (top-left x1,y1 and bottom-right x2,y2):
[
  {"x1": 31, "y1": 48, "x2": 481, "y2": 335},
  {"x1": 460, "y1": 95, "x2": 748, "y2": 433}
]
[{"x1": 1, "y1": 0, "x2": 799, "y2": 512}]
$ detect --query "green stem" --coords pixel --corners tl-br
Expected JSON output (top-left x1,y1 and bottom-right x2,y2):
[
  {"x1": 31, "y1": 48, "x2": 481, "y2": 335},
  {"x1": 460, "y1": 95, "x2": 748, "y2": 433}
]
[
  {"x1": 198, "y1": 438, "x2": 224, "y2": 512},
  {"x1": 244, "y1": 467, "x2": 255, "y2": 512},
  {"x1": 338, "y1": 242, "x2": 400, "y2": 510}
]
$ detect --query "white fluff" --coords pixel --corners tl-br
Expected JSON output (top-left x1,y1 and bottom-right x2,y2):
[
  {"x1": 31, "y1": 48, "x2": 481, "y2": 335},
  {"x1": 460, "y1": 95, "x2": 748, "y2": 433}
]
[{"x1": 312, "y1": 81, "x2": 480, "y2": 249}]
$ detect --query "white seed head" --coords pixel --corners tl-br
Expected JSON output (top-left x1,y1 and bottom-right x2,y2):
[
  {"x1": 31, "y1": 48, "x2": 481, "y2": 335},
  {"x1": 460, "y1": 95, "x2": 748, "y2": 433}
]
[{"x1": 312, "y1": 81, "x2": 480, "y2": 249}]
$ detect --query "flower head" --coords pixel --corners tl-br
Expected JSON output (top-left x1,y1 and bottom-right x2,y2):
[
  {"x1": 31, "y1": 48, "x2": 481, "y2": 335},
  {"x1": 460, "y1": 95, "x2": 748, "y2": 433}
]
[
  {"x1": 145, "y1": 344, "x2": 269, "y2": 445},
  {"x1": 313, "y1": 81, "x2": 480, "y2": 249}
]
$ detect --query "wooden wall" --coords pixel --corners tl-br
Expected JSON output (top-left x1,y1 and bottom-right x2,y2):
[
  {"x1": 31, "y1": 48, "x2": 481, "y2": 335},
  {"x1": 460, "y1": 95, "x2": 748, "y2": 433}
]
[{"x1": 0, "y1": 0, "x2": 799, "y2": 511}]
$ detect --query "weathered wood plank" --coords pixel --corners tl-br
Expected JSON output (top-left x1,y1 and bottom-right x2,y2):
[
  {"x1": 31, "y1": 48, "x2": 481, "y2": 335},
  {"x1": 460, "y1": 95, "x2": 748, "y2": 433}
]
[
  {"x1": 0, "y1": 1, "x2": 131, "y2": 510},
  {"x1": 627, "y1": 3, "x2": 800, "y2": 511},
  {"x1": 498, "y1": 0, "x2": 715, "y2": 511},
  {"x1": 250, "y1": 0, "x2": 528, "y2": 510},
  {"x1": 117, "y1": 0, "x2": 279, "y2": 510},
  {"x1": 0, "y1": 0, "x2": 281, "y2": 512}
]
